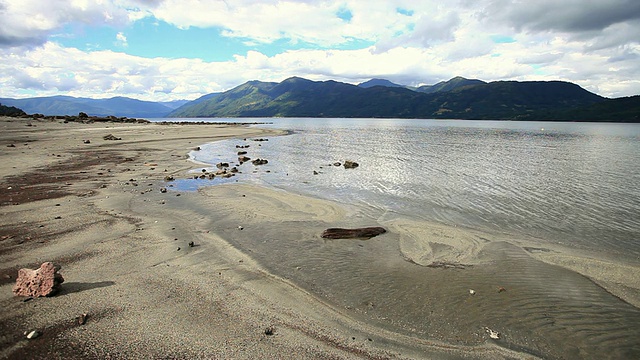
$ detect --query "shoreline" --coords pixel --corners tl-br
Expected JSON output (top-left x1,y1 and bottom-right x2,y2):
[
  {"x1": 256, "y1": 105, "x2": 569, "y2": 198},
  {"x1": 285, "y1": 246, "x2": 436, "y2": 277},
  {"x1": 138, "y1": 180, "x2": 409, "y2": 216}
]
[
  {"x1": 1, "y1": 116, "x2": 639, "y2": 359},
  {"x1": 0, "y1": 116, "x2": 518, "y2": 359}
]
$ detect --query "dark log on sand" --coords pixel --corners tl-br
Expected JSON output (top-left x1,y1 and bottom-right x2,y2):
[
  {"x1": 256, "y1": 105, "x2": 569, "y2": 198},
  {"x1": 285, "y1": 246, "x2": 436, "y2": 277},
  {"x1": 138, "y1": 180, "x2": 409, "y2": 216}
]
[{"x1": 321, "y1": 227, "x2": 386, "y2": 239}]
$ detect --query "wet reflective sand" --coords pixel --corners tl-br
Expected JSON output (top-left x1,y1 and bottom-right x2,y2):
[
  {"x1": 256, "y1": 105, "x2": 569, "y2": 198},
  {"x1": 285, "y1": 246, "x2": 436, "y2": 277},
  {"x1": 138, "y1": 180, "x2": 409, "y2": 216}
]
[{"x1": 177, "y1": 184, "x2": 640, "y2": 359}]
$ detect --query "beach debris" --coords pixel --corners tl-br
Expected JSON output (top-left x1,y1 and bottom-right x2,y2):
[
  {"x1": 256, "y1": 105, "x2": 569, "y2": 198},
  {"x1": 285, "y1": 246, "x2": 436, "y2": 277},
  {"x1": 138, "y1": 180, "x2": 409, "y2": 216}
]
[
  {"x1": 238, "y1": 226, "x2": 244, "y2": 230},
  {"x1": 333, "y1": 162, "x2": 341, "y2": 166},
  {"x1": 498, "y1": 286, "x2": 507, "y2": 293},
  {"x1": 194, "y1": 146, "x2": 201, "y2": 151},
  {"x1": 264, "y1": 326, "x2": 275, "y2": 336},
  {"x1": 177, "y1": 247, "x2": 181, "y2": 251},
  {"x1": 76, "y1": 313, "x2": 88, "y2": 325},
  {"x1": 236, "y1": 144, "x2": 250, "y2": 148},
  {"x1": 253, "y1": 138, "x2": 269, "y2": 142},
  {"x1": 252, "y1": 158, "x2": 268, "y2": 165},
  {"x1": 102, "y1": 134, "x2": 121, "y2": 141},
  {"x1": 343, "y1": 160, "x2": 359, "y2": 169},
  {"x1": 160, "y1": 187, "x2": 167, "y2": 193},
  {"x1": 25, "y1": 330, "x2": 41, "y2": 339},
  {"x1": 313, "y1": 171, "x2": 319, "y2": 175},
  {"x1": 321, "y1": 227, "x2": 386, "y2": 239},
  {"x1": 164, "y1": 175, "x2": 175, "y2": 181},
  {"x1": 83, "y1": 139, "x2": 91, "y2": 144},
  {"x1": 188, "y1": 241, "x2": 195, "y2": 247},
  {"x1": 7, "y1": 143, "x2": 16, "y2": 147},
  {"x1": 13, "y1": 262, "x2": 64, "y2": 298},
  {"x1": 485, "y1": 327, "x2": 500, "y2": 340},
  {"x1": 469, "y1": 289, "x2": 476, "y2": 295}
]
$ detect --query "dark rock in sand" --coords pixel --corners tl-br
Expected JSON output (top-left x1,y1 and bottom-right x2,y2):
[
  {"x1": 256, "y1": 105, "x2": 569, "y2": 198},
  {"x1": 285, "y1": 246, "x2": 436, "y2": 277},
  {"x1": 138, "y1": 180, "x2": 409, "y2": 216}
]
[
  {"x1": 164, "y1": 175, "x2": 175, "y2": 181},
  {"x1": 102, "y1": 134, "x2": 121, "y2": 141},
  {"x1": 238, "y1": 155, "x2": 251, "y2": 163},
  {"x1": 13, "y1": 262, "x2": 65, "y2": 297},
  {"x1": 252, "y1": 158, "x2": 268, "y2": 165},
  {"x1": 343, "y1": 160, "x2": 359, "y2": 169},
  {"x1": 321, "y1": 227, "x2": 386, "y2": 239},
  {"x1": 216, "y1": 162, "x2": 229, "y2": 169},
  {"x1": 237, "y1": 151, "x2": 247, "y2": 155},
  {"x1": 333, "y1": 162, "x2": 341, "y2": 167}
]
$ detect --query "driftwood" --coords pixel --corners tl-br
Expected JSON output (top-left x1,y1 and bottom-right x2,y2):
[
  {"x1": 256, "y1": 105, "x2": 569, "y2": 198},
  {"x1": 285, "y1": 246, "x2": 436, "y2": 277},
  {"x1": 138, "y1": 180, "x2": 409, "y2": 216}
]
[{"x1": 321, "y1": 227, "x2": 386, "y2": 239}]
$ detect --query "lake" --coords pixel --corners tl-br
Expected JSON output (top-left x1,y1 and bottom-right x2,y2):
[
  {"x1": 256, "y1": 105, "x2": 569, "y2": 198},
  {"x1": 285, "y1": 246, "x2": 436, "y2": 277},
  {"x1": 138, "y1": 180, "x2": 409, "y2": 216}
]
[
  {"x1": 167, "y1": 118, "x2": 640, "y2": 261},
  {"x1": 156, "y1": 117, "x2": 640, "y2": 358}
]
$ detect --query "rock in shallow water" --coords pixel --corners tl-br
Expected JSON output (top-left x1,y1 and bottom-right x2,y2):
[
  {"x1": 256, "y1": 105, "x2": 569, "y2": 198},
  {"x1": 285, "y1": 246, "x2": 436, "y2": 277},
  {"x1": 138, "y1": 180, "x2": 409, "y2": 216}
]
[{"x1": 321, "y1": 227, "x2": 386, "y2": 239}]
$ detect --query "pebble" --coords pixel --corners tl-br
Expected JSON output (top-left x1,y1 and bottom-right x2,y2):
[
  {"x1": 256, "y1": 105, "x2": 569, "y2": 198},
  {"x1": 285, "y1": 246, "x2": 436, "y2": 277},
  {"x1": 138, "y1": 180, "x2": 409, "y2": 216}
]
[
  {"x1": 485, "y1": 327, "x2": 500, "y2": 339},
  {"x1": 469, "y1": 289, "x2": 476, "y2": 295},
  {"x1": 25, "y1": 330, "x2": 40, "y2": 339}
]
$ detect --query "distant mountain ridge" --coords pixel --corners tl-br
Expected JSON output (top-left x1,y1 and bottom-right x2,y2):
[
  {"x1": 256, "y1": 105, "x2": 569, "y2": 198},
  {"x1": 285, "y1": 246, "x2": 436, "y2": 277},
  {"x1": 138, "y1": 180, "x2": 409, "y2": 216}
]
[
  {"x1": 358, "y1": 79, "x2": 405, "y2": 88},
  {"x1": 0, "y1": 95, "x2": 180, "y2": 118},
  {"x1": 168, "y1": 76, "x2": 639, "y2": 121},
  {"x1": 3, "y1": 76, "x2": 639, "y2": 122}
]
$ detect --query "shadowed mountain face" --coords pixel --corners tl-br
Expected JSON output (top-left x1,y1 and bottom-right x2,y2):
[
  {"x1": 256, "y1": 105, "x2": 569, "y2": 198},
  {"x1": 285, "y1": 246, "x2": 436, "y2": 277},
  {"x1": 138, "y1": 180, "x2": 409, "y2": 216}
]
[
  {"x1": 169, "y1": 76, "x2": 634, "y2": 121},
  {"x1": 3, "y1": 77, "x2": 639, "y2": 121}
]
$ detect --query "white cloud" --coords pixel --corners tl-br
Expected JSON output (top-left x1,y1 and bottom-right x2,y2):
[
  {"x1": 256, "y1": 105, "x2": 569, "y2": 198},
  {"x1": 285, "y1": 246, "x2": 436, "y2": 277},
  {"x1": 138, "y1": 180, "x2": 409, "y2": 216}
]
[
  {"x1": 0, "y1": 0, "x2": 639, "y2": 99},
  {"x1": 0, "y1": 0, "x2": 129, "y2": 47},
  {"x1": 116, "y1": 32, "x2": 128, "y2": 47}
]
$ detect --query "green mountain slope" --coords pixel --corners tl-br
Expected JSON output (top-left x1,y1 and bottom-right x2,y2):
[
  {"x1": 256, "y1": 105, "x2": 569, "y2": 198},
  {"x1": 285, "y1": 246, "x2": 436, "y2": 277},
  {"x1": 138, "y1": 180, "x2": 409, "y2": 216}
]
[
  {"x1": 170, "y1": 77, "x2": 622, "y2": 121},
  {"x1": 0, "y1": 103, "x2": 26, "y2": 116},
  {"x1": 416, "y1": 76, "x2": 486, "y2": 94}
]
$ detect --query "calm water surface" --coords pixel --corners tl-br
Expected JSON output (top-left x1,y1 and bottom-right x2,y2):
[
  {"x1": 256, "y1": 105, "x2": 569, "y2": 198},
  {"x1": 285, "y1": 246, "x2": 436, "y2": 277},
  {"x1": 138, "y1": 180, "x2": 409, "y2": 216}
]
[
  {"x1": 168, "y1": 118, "x2": 640, "y2": 261},
  {"x1": 157, "y1": 118, "x2": 640, "y2": 358}
]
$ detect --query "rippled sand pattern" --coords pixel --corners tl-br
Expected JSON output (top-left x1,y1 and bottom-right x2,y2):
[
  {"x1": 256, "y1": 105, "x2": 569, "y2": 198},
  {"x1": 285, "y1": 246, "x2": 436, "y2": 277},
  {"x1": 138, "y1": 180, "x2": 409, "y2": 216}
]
[{"x1": 193, "y1": 184, "x2": 640, "y2": 359}]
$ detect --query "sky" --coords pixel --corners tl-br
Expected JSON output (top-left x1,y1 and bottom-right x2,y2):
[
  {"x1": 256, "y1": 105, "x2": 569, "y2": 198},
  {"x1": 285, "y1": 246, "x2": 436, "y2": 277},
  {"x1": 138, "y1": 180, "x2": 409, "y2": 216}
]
[{"x1": 0, "y1": 0, "x2": 639, "y2": 101}]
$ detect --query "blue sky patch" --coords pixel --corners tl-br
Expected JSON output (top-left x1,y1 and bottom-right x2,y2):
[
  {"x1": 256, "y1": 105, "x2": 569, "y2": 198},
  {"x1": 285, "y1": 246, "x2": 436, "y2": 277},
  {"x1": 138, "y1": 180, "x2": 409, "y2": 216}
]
[
  {"x1": 397, "y1": 8, "x2": 414, "y2": 16},
  {"x1": 491, "y1": 35, "x2": 516, "y2": 44},
  {"x1": 337, "y1": 7, "x2": 353, "y2": 22}
]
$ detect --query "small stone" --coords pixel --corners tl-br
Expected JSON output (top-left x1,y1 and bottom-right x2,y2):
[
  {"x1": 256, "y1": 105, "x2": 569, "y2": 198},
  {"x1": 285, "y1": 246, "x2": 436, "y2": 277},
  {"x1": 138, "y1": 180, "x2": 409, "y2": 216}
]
[
  {"x1": 76, "y1": 313, "x2": 88, "y2": 325},
  {"x1": 83, "y1": 140, "x2": 91, "y2": 144},
  {"x1": 188, "y1": 241, "x2": 195, "y2": 247},
  {"x1": 343, "y1": 160, "x2": 359, "y2": 169},
  {"x1": 485, "y1": 327, "x2": 500, "y2": 339},
  {"x1": 164, "y1": 176, "x2": 175, "y2": 181},
  {"x1": 469, "y1": 289, "x2": 476, "y2": 295},
  {"x1": 160, "y1": 187, "x2": 167, "y2": 193},
  {"x1": 177, "y1": 247, "x2": 181, "y2": 251},
  {"x1": 238, "y1": 226, "x2": 243, "y2": 230},
  {"x1": 264, "y1": 326, "x2": 275, "y2": 336},
  {"x1": 26, "y1": 330, "x2": 40, "y2": 339}
]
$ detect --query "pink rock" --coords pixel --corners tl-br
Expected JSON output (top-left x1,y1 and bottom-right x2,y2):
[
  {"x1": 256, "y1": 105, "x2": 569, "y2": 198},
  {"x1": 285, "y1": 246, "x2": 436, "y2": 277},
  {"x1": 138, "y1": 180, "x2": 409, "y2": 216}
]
[{"x1": 12, "y1": 262, "x2": 64, "y2": 297}]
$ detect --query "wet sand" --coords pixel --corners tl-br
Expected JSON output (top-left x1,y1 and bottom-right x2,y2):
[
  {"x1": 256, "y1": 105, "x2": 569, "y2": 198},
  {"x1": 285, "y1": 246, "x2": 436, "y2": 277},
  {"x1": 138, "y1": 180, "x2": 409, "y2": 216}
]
[{"x1": 1, "y1": 116, "x2": 639, "y2": 359}]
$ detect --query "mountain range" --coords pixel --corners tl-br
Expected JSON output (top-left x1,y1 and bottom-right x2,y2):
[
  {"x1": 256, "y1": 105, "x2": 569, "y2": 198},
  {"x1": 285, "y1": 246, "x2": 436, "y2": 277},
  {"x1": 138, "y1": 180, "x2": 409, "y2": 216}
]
[
  {"x1": 2, "y1": 77, "x2": 639, "y2": 122},
  {"x1": 0, "y1": 96, "x2": 188, "y2": 118},
  {"x1": 168, "y1": 77, "x2": 639, "y2": 122}
]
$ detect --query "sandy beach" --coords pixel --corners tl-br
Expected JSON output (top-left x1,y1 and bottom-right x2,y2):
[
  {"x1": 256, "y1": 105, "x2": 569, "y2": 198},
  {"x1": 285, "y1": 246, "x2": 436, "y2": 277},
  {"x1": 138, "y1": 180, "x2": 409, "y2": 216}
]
[
  {"x1": 1, "y1": 116, "x2": 639, "y2": 359},
  {"x1": 0, "y1": 116, "x2": 515, "y2": 359}
]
